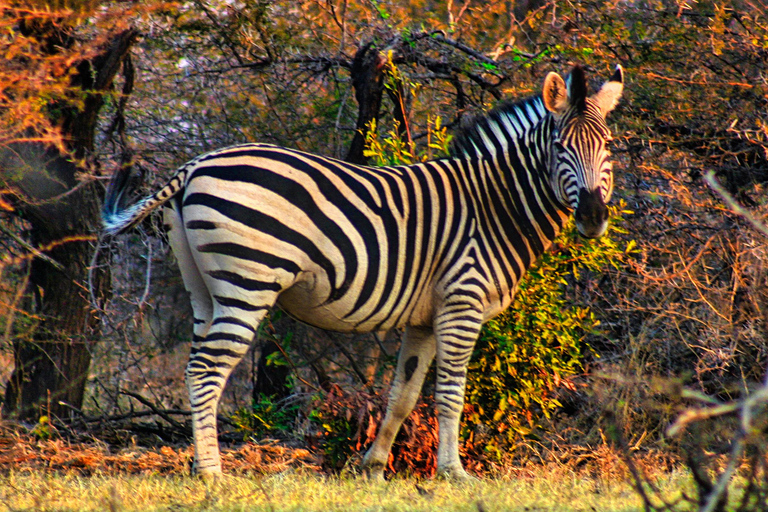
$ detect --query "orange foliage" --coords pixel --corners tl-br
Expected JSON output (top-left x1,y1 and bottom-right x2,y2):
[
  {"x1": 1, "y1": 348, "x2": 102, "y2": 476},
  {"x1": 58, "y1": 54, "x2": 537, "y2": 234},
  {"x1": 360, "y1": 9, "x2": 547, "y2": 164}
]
[
  {"x1": 0, "y1": 2, "x2": 170, "y2": 152},
  {"x1": 0, "y1": 424, "x2": 319, "y2": 476}
]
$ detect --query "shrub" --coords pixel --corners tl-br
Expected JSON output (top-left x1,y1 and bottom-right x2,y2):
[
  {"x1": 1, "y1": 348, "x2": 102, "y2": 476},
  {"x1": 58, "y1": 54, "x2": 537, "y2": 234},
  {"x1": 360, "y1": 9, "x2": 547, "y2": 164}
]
[{"x1": 231, "y1": 393, "x2": 301, "y2": 441}]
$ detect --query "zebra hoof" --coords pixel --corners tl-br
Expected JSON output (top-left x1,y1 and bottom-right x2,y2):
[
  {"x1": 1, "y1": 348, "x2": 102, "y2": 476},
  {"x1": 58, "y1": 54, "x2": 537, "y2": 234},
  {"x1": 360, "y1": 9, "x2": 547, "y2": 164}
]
[
  {"x1": 360, "y1": 460, "x2": 386, "y2": 481},
  {"x1": 436, "y1": 466, "x2": 478, "y2": 483}
]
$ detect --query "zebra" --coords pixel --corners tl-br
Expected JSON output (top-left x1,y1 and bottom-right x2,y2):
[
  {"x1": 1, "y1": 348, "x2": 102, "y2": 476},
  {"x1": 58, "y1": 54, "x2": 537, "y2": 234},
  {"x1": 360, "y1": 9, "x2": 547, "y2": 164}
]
[{"x1": 103, "y1": 64, "x2": 624, "y2": 480}]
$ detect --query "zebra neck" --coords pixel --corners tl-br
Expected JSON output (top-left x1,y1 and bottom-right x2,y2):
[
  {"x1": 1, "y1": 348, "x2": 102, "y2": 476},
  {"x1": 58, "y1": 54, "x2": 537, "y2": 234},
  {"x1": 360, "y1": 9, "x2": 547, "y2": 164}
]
[{"x1": 469, "y1": 114, "x2": 569, "y2": 270}]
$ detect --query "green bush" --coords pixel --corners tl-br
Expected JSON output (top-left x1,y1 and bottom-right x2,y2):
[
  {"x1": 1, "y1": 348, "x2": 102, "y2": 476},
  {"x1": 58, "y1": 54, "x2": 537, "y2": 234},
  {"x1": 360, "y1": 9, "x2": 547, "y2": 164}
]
[
  {"x1": 231, "y1": 312, "x2": 299, "y2": 440},
  {"x1": 231, "y1": 393, "x2": 301, "y2": 441}
]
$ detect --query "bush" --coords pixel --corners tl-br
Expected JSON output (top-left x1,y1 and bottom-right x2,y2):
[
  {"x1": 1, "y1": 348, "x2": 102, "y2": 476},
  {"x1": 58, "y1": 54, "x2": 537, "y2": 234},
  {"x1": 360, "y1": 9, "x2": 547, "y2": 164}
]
[{"x1": 232, "y1": 393, "x2": 301, "y2": 441}]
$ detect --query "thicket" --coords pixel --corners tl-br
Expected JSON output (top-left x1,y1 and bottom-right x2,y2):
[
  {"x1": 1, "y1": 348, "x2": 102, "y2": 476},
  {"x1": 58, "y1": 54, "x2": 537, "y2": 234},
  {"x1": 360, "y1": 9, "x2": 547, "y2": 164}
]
[{"x1": 1, "y1": 0, "x2": 767, "y2": 502}]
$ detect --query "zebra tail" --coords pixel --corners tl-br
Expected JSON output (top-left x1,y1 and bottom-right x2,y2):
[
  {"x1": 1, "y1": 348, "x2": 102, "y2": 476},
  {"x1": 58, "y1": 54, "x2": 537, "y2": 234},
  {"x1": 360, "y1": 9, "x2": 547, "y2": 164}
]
[{"x1": 102, "y1": 165, "x2": 185, "y2": 237}]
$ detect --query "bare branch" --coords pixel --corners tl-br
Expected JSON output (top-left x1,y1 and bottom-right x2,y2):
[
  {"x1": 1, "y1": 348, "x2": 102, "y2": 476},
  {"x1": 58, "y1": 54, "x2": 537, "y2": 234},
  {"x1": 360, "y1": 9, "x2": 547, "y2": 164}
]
[
  {"x1": 430, "y1": 32, "x2": 500, "y2": 68},
  {"x1": 704, "y1": 170, "x2": 768, "y2": 239}
]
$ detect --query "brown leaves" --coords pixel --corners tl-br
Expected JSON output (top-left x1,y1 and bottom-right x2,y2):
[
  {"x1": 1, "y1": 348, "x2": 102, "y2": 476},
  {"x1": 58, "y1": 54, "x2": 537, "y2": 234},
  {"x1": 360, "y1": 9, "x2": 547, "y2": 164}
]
[
  {"x1": 0, "y1": 426, "x2": 319, "y2": 476},
  {"x1": 308, "y1": 384, "x2": 440, "y2": 477}
]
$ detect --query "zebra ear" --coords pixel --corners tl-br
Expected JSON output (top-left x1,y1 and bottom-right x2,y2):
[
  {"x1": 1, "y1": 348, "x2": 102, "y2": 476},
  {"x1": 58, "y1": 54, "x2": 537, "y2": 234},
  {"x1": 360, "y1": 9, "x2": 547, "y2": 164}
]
[
  {"x1": 542, "y1": 71, "x2": 569, "y2": 115},
  {"x1": 566, "y1": 65, "x2": 588, "y2": 113},
  {"x1": 592, "y1": 65, "x2": 624, "y2": 116}
]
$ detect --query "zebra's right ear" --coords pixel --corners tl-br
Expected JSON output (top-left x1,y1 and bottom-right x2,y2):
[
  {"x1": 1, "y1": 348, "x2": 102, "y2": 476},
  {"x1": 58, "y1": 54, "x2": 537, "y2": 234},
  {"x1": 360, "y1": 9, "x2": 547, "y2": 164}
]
[
  {"x1": 542, "y1": 71, "x2": 569, "y2": 115},
  {"x1": 592, "y1": 65, "x2": 624, "y2": 116}
]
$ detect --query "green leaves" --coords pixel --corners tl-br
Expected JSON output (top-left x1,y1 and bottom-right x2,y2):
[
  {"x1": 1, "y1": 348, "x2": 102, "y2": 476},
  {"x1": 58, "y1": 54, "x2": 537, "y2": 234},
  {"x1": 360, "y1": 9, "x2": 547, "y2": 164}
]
[
  {"x1": 363, "y1": 116, "x2": 451, "y2": 166},
  {"x1": 232, "y1": 394, "x2": 301, "y2": 440}
]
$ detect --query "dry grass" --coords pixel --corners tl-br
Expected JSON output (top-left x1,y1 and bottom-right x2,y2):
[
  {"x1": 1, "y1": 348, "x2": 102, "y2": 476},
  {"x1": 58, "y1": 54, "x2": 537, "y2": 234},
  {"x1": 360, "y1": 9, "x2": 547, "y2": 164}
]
[
  {"x1": 0, "y1": 468, "x2": 693, "y2": 512},
  {"x1": 0, "y1": 422, "x2": 697, "y2": 512},
  {"x1": 0, "y1": 429, "x2": 319, "y2": 477}
]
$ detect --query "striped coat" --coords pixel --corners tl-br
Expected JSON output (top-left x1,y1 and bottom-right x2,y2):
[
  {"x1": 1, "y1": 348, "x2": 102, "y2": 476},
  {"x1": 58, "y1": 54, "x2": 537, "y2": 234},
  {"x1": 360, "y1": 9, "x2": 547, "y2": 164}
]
[{"x1": 103, "y1": 64, "x2": 624, "y2": 479}]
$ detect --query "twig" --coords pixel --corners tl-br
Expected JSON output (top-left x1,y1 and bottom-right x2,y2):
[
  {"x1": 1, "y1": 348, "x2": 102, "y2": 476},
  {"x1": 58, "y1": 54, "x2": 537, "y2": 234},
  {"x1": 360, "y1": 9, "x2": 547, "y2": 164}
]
[
  {"x1": 666, "y1": 380, "x2": 768, "y2": 511},
  {"x1": 701, "y1": 437, "x2": 742, "y2": 512},
  {"x1": 86, "y1": 408, "x2": 192, "y2": 423},
  {"x1": 430, "y1": 33, "x2": 500, "y2": 68},
  {"x1": 119, "y1": 389, "x2": 190, "y2": 434},
  {"x1": 329, "y1": 333, "x2": 374, "y2": 393},
  {"x1": 137, "y1": 236, "x2": 153, "y2": 310},
  {"x1": 64, "y1": 405, "x2": 237, "y2": 430},
  {"x1": 373, "y1": 332, "x2": 392, "y2": 358},
  {"x1": 88, "y1": 234, "x2": 112, "y2": 329},
  {"x1": 264, "y1": 333, "x2": 320, "y2": 392},
  {"x1": 0, "y1": 221, "x2": 64, "y2": 271},
  {"x1": 604, "y1": 411, "x2": 664, "y2": 512},
  {"x1": 704, "y1": 170, "x2": 768, "y2": 239},
  {"x1": 668, "y1": 384, "x2": 768, "y2": 437}
]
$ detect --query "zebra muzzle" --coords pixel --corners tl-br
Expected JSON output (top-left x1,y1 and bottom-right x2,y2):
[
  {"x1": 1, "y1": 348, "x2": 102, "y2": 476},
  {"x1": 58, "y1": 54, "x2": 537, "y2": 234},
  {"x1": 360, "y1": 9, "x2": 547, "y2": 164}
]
[{"x1": 574, "y1": 188, "x2": 609, "y2": 239}]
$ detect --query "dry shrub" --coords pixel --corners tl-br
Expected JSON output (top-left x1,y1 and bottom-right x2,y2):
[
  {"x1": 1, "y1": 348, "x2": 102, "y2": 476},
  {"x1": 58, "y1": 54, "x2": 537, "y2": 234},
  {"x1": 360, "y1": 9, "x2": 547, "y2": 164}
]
[{"x1": 306, "y1": 384, "x2": 438, "y2": 478}]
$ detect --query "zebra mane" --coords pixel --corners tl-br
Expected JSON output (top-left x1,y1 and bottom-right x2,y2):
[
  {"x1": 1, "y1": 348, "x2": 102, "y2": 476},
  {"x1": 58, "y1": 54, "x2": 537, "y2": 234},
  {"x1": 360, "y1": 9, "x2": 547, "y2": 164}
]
[{"x1": 450, "y1": 95, "x2": 548, "y2": 159}]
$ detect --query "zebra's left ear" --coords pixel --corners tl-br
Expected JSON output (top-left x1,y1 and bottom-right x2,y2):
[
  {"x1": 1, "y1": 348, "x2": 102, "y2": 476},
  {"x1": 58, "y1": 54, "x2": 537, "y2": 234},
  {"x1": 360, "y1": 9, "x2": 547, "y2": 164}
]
[
  {"x1": 542, "y1": 71, "x2": 569, "y2": 115},
  {"x1": 591, "y1": 65, "x2": 624, "y2": 116}
]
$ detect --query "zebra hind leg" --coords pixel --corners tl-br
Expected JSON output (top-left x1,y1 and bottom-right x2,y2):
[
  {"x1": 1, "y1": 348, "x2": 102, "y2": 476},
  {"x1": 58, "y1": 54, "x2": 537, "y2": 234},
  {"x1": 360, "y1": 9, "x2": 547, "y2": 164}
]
[
  {"x1": 362, "y1": 326, "x2": 436, "y2": 480},
  {"x1": 163, "y1": 203, "x2": 228, "y2": 477},
  {"x1": 186, "y1": 307, "x2": 269, "y2": 477}
]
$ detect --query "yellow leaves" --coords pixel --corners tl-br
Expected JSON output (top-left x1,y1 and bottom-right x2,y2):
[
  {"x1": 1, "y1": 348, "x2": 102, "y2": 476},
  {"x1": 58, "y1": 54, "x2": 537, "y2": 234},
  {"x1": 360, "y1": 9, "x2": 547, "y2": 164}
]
[
  {"x1": 363, "y1": 116, "x2": 451, "y2": 166},
  {"x1": 31, "y1": 415, "x2": 54, "y2": 440},
  {"x1": 0, "y1": 2, "x2": 147, "y2": 150}
]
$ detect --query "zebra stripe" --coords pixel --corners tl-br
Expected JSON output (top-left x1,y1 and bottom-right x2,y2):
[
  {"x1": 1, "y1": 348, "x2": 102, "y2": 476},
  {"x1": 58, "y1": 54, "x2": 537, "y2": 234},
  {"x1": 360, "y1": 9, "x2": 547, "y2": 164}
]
[{"x1": 103, "y1": 64, "x2": 624, "y2": 480}]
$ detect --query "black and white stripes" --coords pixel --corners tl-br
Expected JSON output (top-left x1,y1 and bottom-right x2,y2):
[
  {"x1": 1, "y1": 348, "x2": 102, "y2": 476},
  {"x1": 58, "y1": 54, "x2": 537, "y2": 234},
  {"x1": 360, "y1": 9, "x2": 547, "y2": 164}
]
[{"x1": 103, "y1": 64, "x2": 624, "y2": 479}]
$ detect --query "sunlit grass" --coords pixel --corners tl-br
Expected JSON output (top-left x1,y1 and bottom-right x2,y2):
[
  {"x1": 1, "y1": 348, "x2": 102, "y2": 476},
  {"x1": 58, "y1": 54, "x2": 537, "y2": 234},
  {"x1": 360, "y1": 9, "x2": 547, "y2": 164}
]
[{"x1": 0, "y1": 468, "x2": 693, "y2": 512}]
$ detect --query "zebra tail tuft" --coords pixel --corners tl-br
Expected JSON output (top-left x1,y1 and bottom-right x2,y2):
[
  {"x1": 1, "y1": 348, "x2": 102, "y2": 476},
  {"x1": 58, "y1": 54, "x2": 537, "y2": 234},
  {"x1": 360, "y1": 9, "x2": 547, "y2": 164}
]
[
  {"x1": 102, "y1": 164, "x2": 180, "y2": 237},
  {"x1": 102, "y1": 164, "x2": 139, "y2": 236}
]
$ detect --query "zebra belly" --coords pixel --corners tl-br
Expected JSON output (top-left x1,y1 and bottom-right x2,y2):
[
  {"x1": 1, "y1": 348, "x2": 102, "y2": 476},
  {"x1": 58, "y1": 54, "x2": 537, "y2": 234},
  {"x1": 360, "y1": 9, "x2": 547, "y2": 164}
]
[{"x1": 276, "y1": 284, "x2": 415, "y2": 333}]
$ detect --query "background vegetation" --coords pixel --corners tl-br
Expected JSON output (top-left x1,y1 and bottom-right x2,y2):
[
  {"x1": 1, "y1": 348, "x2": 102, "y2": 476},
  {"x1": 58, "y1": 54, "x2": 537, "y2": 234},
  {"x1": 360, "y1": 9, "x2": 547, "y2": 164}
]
[{"x1": 1, "y1": 0, "x2": 767, "y2": 507}]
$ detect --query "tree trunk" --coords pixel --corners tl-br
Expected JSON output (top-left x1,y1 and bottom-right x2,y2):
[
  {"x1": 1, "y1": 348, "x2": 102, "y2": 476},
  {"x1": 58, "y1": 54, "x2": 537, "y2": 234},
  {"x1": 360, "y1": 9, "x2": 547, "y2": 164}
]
[
  {"x1": 345, "y1": 42, "x2": 388, "y2": 165},
  {"x1": 251, "y1": 41, "x2": 390, "y2": 397},
  {"x1": 252, "y1": 339, "x2": 292, "y2": 399},
  {"x1": 2, "y1": 163, "x2": 107, "y2": 419},
  {"x1": 1, "y1": 28, "x2": 137, "y2": 421}
]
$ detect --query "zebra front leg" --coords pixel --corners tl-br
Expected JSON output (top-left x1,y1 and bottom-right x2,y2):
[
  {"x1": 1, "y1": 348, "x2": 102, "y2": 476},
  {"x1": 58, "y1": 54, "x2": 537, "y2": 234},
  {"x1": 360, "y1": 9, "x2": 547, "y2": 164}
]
[
  {"x1": 362, "y1": 326, "x2": 436, "y2": 480},
  {"x1": 186, "y1": 310, "x2": 264, "y2": 476},
  {"x1": 433, "y1": 308, "x2": 483, "y2": 481}
]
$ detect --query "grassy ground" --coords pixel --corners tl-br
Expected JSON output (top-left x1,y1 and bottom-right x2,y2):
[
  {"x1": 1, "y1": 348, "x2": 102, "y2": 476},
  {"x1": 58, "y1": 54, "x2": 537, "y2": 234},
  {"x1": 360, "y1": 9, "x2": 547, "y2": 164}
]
[
  {"x1": 0, "y1": 468, "x2": 692, "y2": 512},
  {"x1": 0, "y1": 424, "x2": 700, "y2": 511}
]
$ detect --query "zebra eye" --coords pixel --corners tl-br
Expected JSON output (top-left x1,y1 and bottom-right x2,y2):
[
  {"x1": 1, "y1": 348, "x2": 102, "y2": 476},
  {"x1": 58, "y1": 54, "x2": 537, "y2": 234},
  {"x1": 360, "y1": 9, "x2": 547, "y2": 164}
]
[{"x1": 554, "y1": 141, "x2": 565, "y2": 152}]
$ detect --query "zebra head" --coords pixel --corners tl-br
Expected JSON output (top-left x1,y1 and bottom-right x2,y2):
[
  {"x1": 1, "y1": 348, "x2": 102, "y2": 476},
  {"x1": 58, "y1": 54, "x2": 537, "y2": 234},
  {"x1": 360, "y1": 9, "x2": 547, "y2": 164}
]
[{"x1": 542, "y1": 65, "x2": 624, "y2": 238}]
